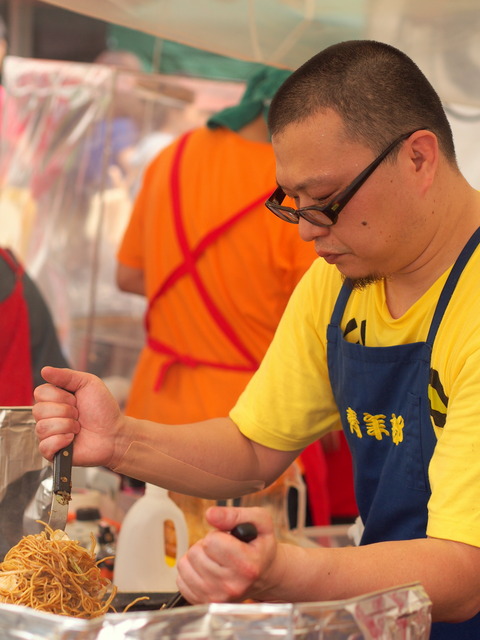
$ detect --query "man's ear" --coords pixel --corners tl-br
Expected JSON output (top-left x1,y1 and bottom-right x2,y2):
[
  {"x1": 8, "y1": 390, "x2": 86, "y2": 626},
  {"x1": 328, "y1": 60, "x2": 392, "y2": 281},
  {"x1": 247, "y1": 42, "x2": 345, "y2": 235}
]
[
  {"x1": 406, "y1": 130, "x2": 439, "y2": 196},
  {"x1": 409, "y1": 130, "x2": 438, "y2": 174}
]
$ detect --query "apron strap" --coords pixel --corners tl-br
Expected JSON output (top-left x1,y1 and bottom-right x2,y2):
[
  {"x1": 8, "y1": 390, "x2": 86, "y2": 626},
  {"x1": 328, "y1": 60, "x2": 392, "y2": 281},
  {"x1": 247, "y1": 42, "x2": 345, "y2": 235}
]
[
  {"x1": 0, "y1": 248, "x2": 23, "y2": 278},
  {"x1": 148, "y1": 335, "x2": 257, "y2": 391},
  {"x1": 329, "y1": 278, "x2": 354, "y2": 327},
  {"x1": 426, "y1": 226, "x2": 480, "y2": 346},
  {"x1": 146, "y1": 130, "x2": 267, "y2": 368},
  {"x1": 0, "y1": 249, "x2": 34, "y2": 405}
]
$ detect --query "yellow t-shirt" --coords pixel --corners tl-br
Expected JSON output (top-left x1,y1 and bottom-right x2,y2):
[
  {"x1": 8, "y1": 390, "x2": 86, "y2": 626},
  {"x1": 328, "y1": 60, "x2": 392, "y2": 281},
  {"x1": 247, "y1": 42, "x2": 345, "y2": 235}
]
[{"x1": 230, "y1": 247, "x2": 480, "y2": 547}]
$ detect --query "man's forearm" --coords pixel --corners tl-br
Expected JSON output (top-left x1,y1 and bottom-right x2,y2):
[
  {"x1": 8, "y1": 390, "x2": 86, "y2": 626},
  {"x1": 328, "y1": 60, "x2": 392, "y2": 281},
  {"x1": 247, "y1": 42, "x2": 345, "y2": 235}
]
[
  {"x1": 111, "y1": 416, "x2": 282, "y2": 498},
  {"x1": 258, "y1": 536, "x2": 480, "y2": 623},
  {"x1": 116, "y1": 263, "x2": 145, "y2": 295}
]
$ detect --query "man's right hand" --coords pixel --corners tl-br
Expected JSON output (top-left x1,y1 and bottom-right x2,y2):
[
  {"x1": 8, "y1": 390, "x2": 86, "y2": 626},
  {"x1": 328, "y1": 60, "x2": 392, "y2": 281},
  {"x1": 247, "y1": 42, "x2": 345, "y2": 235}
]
[{"x1": 33, "y1": 366, "x2": 125, "y2": 468}]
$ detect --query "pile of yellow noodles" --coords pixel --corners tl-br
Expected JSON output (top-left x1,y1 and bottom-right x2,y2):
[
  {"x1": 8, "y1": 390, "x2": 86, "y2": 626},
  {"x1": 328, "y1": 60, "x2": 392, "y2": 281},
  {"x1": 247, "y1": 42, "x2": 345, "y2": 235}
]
[{"x1": 0, "y1": 523, "x2": 117, "y2": 619}]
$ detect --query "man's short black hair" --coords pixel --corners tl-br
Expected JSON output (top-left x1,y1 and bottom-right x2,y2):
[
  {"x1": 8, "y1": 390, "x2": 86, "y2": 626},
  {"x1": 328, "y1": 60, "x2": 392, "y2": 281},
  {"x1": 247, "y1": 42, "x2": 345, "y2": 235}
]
[{"x1": 268, "y1": 40, "x2": 457, "y2": 166}]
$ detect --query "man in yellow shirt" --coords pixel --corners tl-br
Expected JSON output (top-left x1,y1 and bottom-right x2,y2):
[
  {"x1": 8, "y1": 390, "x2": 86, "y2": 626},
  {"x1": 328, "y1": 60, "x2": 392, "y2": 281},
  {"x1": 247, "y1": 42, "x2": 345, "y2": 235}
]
[{"x1": 34, "y1": 40, "x2": 480, "y2": 637}]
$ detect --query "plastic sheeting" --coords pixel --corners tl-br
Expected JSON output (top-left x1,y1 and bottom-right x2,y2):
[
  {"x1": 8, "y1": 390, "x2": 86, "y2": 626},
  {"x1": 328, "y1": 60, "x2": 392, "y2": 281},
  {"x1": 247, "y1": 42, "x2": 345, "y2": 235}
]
[
  {"x1": 0, "y1": 583, "x2": 432, "y2": 639},
  {"x1": 41, "y1": 0, "x2": 480, "y2": 108},
  {"x1": 0, "y1": 57, "x2": 244, "y2": 380}
]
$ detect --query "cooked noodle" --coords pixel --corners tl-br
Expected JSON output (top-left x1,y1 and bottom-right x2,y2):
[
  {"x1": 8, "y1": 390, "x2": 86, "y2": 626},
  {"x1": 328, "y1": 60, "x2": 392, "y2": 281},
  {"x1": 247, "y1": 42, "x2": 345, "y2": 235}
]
[{"x1": 0, "y1": 523, "x2": 117, "y2": 619}]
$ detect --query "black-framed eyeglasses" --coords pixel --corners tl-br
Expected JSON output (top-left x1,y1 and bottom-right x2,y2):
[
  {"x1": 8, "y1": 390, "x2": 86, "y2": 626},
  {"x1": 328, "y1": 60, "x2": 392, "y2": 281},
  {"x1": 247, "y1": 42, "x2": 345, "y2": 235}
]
[{"x1": 265, "y1": 128, "x2": 426, "y2": 228}]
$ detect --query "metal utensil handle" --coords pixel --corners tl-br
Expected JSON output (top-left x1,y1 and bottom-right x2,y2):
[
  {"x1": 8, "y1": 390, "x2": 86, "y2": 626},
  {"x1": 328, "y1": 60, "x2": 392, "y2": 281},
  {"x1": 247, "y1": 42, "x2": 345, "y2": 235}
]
[
  {"x1": 53, "y1": 441, "x2": 73, "y2": 494},
  {"x1": 163, "y1": 521, "x2": 258, "y2": 609}
]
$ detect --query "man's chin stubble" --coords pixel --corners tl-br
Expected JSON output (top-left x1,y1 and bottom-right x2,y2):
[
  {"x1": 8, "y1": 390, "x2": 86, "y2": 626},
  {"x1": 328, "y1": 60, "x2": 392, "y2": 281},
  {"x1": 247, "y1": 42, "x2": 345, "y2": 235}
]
[{"x1": 342, "y1": 273, "x2": 386, "y2": 290}]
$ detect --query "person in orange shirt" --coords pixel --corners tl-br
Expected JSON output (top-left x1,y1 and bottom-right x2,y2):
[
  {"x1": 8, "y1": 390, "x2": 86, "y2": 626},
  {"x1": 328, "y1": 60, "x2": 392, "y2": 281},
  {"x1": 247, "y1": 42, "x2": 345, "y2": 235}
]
[{"x1": 116, "y1": 66, "x2": 357, "y2": 529}]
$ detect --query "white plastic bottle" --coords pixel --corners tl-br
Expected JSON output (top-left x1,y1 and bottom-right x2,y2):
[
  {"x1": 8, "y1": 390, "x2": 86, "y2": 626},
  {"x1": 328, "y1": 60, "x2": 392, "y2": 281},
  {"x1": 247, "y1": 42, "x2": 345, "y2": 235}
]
[{"x1": 113, "y1": 483, "x2": 189, "y2": 592}]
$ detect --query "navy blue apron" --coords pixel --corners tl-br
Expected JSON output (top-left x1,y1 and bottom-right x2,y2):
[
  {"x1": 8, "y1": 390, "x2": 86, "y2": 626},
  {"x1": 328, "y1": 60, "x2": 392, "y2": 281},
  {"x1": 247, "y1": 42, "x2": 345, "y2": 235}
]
[{"x1": 327, "y1": 227, "x2": 480, "y2": 638}]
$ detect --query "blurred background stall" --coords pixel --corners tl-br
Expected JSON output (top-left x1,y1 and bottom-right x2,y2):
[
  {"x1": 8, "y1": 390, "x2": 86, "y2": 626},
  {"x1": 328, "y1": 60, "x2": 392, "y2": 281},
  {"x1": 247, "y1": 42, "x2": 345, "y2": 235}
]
[{"x1": 1, "y1": 0, "x2": 480, "y2": 579}]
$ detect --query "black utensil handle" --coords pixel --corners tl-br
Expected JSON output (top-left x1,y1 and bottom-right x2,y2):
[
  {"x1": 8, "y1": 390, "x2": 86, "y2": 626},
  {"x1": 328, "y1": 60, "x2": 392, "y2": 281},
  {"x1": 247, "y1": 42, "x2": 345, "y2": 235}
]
[
  {"x1": 163, "y1": 522, "x2": 258, "y2": 609},
  {"x1": 230, "y1": 522, "x2": 257, "y2": 543},
  {"x1": 53, "y1": 441, "x2": 73, "y2": 494}
]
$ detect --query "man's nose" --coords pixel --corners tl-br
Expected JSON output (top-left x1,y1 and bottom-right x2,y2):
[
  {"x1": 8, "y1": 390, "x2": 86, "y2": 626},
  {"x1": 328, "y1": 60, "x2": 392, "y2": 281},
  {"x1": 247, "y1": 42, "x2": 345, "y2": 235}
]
[{"x1": 298, "y1": 216, "x2": 330, "y2": 242}]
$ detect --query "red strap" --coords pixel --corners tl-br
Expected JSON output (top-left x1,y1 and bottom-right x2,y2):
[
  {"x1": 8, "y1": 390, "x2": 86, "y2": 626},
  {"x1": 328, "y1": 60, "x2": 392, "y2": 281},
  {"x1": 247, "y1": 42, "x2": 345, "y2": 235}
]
[
  {"x1": 146, "y1": 187, "x2": 270, "y2": 318},
  {"x1": 146, "y1": 131, "x2": 272, "y2": 388},
  {"x1": 0, "y1": 249, "x2": 34, "y2": 405},
  {"x1": 147, "y1": 335, "x2": 257, "y2": 391},
  {"x1": 0, "y1": 248, "x2": 23, "y2": 277}
]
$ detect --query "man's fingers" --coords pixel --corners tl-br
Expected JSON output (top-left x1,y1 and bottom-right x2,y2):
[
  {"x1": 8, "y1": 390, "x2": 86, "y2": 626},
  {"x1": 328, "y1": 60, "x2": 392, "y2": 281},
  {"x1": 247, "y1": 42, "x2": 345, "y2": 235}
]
[
  {"x1": 205, "y1": 505, "x2": 272, "y2": 537},
  {"x1": 37, "y1": 431, "x2": 75, "y2": 461},
  {"x1": 33, "y1": 383, "x2": 78, "y2": 407},
  {"x1": 35, "y1": 413, "x2": 80, "y2": 440},
  {"x1": 177, "y1": 537, "x2": 245, "y2": 604},
  {"x1": 39, "y1": 366, "x2": 91, "y2": 394}
]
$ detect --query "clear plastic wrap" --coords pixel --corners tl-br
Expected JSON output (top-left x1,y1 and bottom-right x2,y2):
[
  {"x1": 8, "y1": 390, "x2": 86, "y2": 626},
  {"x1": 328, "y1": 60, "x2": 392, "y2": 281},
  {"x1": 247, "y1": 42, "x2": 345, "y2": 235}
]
[
  {"x1": 0, "y1": 583, "x2": 431, "y2": 639},
  {"x1": 0, "y1": 57, "x2": 243, "y2": 384}
]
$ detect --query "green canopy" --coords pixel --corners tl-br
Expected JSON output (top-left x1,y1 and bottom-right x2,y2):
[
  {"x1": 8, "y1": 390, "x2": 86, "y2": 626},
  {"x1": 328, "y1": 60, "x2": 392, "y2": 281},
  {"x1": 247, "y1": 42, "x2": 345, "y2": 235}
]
[{"x1": 108, "y1": 24, "x2": 270, "y2": 81}]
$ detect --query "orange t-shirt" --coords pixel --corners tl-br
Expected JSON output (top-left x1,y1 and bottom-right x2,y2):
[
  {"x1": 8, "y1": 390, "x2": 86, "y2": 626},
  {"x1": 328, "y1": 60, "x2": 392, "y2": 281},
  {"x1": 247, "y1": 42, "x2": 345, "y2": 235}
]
[{"x1": 118, "y1": 126, "x2": 316, "y2": 423}]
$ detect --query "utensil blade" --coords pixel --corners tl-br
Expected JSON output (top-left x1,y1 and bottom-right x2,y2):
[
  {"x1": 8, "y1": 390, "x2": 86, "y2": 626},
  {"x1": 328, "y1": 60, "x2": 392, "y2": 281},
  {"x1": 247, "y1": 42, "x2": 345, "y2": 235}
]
[{"x1": 47, "y1": 441, "x2": 73, "y2": 531}]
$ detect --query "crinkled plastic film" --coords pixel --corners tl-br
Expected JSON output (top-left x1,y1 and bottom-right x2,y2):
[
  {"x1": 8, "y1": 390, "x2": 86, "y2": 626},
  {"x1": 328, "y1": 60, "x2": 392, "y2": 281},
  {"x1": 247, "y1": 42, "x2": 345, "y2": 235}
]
[
  {"x1": 296, "y1": 584, "x2": 432, "y2": 639},
  {"x1": 0, "y1": 56, "x2": 147, "y2": 374},
  {"x1": 0, "y1": 583, "x2": 431, "y2": 639},
  {"x1": 0, "y1": 57, "x2": 244, "y2": 384},
  {"x1": 0, "y1": 407, "x2": 52, "y2": 561}
]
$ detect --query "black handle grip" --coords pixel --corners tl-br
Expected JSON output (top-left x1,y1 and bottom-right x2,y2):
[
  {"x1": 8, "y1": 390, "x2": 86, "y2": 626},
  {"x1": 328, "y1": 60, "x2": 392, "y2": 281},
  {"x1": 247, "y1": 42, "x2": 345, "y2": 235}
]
[
  {"x1": 53, "y1": 441, "x2": 73, "y2": 495},
  {"x1": 163, "y1": 522, "x2": 258, "y2": 609},
  {"x1": 229, "y1": 522, "x2": 257, "y2": 543}
]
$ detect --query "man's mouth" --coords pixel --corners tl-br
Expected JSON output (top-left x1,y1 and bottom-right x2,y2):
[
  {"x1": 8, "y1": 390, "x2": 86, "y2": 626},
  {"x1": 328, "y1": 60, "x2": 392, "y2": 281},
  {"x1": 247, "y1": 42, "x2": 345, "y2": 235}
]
[{"x1": 316, "y1": 250, "x2": 342, "y2": 264}]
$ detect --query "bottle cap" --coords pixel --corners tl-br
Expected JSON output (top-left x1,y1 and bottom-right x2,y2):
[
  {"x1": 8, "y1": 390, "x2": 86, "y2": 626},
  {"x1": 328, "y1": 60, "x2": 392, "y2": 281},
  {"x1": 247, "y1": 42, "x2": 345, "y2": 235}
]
[
  {"x1": 76, "y1": 506, "x2": 101, "y2": 521},
  {"x1": 97, "y1": 524, "x2": 115, "y2": 545}
]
